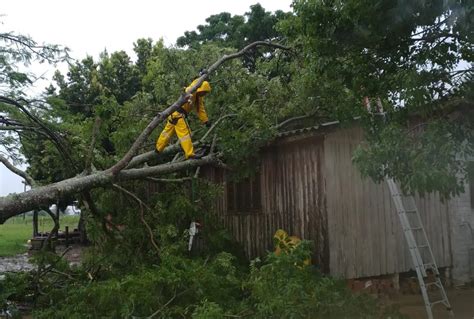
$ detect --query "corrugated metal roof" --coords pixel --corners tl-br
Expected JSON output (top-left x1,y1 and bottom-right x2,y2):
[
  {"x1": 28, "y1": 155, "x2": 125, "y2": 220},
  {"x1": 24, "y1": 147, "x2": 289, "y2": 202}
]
[{"x1": 276, "y1": 117, "x2": 362, "y2": 138}]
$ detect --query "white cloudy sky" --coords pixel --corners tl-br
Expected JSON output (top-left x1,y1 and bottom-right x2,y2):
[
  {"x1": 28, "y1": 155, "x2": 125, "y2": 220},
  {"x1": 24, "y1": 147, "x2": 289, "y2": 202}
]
[{"x1": 0, "y1": 0, "x2": 293, "y2": 196}]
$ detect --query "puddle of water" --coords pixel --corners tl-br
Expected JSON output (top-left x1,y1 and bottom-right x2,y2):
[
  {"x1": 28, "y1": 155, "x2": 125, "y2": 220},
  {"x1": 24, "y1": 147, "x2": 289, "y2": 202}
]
[{"x1": 0, "y1": 253, "x2": 34, "y2": 273}]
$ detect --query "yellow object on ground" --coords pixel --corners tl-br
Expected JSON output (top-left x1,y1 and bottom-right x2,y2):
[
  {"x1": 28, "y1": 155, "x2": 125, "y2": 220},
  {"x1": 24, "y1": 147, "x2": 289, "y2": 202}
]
[
  {"x1": 273, "y1": 229, "x2": 311, "y2": 266},
  {"x1": 155, "y1": 79, "x2": 211, "y2": 158}
]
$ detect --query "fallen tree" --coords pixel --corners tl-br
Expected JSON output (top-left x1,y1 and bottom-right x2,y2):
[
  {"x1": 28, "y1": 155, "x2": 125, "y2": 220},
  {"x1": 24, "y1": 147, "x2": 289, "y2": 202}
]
[
  {"x1": 0, "y1": 40, "x2": 290, "y2": 223},
  {"x1": 0, "y1": 155, "x2": 216, "y2": 223}
]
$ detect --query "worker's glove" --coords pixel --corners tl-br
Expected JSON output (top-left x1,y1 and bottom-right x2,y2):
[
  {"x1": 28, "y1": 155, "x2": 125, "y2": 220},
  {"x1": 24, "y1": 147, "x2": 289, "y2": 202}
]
[{"x1": 205, "y1": 121, "x2": 212, "y2": 128}]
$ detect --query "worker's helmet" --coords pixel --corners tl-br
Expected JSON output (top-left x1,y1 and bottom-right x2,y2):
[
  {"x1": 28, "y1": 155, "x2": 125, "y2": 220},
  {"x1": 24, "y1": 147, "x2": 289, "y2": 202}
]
[
  {"x1": 187, "y1": 78, "x2": 211, "y2": 94},
  {"x1": 197, "y1": 80, "x2": 211, "y2": 93}
]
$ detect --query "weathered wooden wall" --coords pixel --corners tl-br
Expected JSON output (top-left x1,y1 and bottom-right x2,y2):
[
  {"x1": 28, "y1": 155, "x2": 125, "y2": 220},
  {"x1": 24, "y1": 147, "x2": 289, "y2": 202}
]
[
  {"x1": 324, "y1": 126, "x2": 451, "y2": 278},
  {"x1": 204, "y1": 125, "x2": 453, "y2": 279},
  {"x1": 204, "y1": 133, "x2": 329, "y2": 271}
]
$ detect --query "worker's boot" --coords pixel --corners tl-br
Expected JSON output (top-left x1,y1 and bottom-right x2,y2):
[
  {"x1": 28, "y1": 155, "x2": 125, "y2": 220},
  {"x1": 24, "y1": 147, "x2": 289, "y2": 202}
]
[
  {"x1": 189, "y1": 148, "x2": 206, "y2": 160},
  {"x1": 188, "y1": 153, "x2": 203, "y2": 160}
]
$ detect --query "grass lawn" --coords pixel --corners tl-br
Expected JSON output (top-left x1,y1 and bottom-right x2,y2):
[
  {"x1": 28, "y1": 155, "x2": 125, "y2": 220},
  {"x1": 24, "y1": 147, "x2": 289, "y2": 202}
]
[{"x1": 0, "y1": 215, "x2": 80, "y2": 257}]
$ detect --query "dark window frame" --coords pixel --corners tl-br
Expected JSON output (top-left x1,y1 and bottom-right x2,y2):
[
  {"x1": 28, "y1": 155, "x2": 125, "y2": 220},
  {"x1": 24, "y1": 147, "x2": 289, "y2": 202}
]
[
  {"x1": 469, "y1": 162, "x2": 474, "y2": 209},
  {"x1": 226, "y1": 175, "x2": 262, "y2": 214}
]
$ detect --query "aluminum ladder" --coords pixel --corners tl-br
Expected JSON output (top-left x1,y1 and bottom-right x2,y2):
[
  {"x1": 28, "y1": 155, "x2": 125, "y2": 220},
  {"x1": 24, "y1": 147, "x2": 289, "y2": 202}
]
[{"x1": 386, "y1": 178, "x2": 454, "y2": 319}]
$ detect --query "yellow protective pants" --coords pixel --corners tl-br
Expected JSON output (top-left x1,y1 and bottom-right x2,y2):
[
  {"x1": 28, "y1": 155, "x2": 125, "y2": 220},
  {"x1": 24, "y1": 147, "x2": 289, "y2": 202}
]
[{"x1": 156, "y1": 114, "x2": 194, "y2": 159}]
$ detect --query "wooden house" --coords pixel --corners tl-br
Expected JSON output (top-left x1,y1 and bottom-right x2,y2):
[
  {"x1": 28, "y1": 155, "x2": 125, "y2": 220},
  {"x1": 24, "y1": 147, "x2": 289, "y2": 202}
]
[{"x1": 202, "y1": 122, "x2": 474, "y2": 283}]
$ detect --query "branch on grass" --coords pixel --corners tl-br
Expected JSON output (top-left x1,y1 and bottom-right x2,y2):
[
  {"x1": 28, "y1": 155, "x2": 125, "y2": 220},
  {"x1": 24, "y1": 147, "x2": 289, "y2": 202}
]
[
  {"x1": 224, "y1": 312, "x2": 253, "y2": 318},
  {"x1": 108, "y1": 41, "x2": 290, "y2": 175},
  {"x1": 50, "y1": 269, "x2": 78, "y2": 281},
  {"x1": 35, "y1": 246, "x2": 72, "y2": 280},
  {"x1": 146, "y1": 290, "x2": 178, "y2": 319}
]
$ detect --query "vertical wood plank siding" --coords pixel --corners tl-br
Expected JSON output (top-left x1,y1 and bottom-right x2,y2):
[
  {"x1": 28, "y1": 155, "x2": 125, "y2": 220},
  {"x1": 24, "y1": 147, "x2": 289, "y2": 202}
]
[
  {"x1": 203, "y1": 135, "x2": 329, "y2": 270},
  {"x1": 204, "y1": 125, "x2": 452, "y2": 279},
  {"x1": 324, "y1": 126, "x2": 451, "y2": 278}
]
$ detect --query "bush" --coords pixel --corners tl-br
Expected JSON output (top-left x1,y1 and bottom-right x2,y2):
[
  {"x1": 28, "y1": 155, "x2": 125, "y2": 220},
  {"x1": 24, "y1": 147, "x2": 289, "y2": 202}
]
[
  {"x1": 23, "y1": 239, "x2": 407, "y2": 318},
  {"x1": 245, "y1": 241, "x2": 379, "y2": 319},
  {"x1": 32, "y1": 252, "x2": 244, "y2": 318}
]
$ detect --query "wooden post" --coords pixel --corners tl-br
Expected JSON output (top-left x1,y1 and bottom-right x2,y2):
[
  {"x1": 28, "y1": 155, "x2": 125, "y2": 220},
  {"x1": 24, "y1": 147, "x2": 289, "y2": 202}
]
[
  {"x1": 55, "y1": 207, "x2": 60, "y2": 238},
  {"x1": 33, "y1": 210, "x2": 38, "y2": 237},
  {"x1": 392, "y1": 273, "x2": 400, "y2": 292},
  {"x1": 65, "y1": 226, "x2": 69, "y2": 247},
  {"x1": 444, "y1": 267, "x2": 452, "y2": 287}
]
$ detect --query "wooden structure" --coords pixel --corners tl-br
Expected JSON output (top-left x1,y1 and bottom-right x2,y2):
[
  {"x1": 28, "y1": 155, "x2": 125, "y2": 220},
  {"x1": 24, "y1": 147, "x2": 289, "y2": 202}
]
[{"x1": 203, "y1": 124, "x2": 454, "y2": 279}]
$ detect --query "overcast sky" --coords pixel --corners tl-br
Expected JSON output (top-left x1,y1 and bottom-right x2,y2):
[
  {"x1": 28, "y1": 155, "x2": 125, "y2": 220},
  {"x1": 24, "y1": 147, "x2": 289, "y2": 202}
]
[{"x1": 0, "y1": 0, "x2": 292, "y2": 196}]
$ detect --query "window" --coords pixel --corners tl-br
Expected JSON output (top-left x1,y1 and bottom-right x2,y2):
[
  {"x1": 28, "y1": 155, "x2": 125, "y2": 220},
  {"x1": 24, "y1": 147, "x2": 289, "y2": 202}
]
[
  {"x1": 468, "y1": 162, "x2": 474, "y2": 209},
  {"x1": 227, "y1": 175, "x2": 261, "y2": 214}
]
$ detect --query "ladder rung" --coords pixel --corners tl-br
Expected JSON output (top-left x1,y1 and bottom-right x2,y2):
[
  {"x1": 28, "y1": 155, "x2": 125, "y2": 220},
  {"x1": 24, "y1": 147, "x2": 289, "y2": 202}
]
[
  {"x1": 410, "y1": 227, "x2": 423, "y2": 231},
  {"x1": 423, "y1": 263, "x2": 435, "y2": 269},
  {"x1": 425, "y1": 281, "x2": 439, "y2": 287},
  {"x1": 430, "y1": 299, "x2": 447, "y2": 306},
  {"x1": 418, "y1": 245, "x2": 429, "y2": 249}
]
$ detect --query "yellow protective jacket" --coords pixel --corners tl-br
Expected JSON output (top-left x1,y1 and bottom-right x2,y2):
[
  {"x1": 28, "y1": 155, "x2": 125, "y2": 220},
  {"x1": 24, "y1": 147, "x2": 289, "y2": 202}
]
[
  {"x1": 156, "y1": 79, "x2": 211, "y2": 159},
  {"x1": 176, "y1": 78, "x2": 211, "y2": 123}
]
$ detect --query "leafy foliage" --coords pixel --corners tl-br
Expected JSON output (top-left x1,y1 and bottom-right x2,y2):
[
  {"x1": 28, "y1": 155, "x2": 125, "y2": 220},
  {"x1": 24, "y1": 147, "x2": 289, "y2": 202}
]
[
  {"x1": 354, "y1": 116, "x2": 474, "y2": 199},
  {"x1": 3, "y1": 232, "x2": 403, "y2": 319},
  {"x1": 279, "y1": 0, "x2": 474, "y2": 196}
]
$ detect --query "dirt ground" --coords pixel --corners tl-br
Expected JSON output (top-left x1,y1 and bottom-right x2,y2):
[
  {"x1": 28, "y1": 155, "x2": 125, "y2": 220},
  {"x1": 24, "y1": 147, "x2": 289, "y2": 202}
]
[
  {"x1": 391, "y1": 287, "x2": 474, "y2": 319},
  {"x1": 56, "y1": 244, "x2": 83, "y2": 266}
]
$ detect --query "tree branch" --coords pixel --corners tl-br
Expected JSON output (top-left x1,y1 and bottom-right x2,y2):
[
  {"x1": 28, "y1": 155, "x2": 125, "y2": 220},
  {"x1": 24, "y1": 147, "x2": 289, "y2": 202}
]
[
  {"x1": 40, "y1": 208, "x2": 59, "y2": 251},
  {"x1": 0, "y1": 125, "x2": 37, "y2": 132},
  {"x1": 0, "y1": 154, "x2": 36, "y2": 187},
  {"x1": 146, "y1": 177, "x2": 192, "y2": 183},
  {"x1": 0, "y1": 32, "x2": 68, "y2": 64},
  {"x1": 274, "y1": 112, "x2": 320, "y2": 130},
  {"x1": 199, "y1": 113, "x2": 237, "y2": 142},
  {"x1": 112, "y1": 184, "x2": 160, "y2": 254},
  {"x1": 0, "y1": 155, "x2": 218, "y2": 223},
  {"x1": 84, "y1": 116, "x2": 101, "y2": 173},
  {"x1": 0, "y1": 96, "x2": 74, "y2": 165},
  {"x1": 126, "y1": 113, "x2": 237, "y2": 169}
]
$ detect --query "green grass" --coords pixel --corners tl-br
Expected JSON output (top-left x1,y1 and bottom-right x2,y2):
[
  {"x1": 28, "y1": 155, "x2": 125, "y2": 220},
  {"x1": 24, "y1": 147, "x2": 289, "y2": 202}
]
[{"x1": 0, "y1": 215, "x2": 80, "y2": 257}]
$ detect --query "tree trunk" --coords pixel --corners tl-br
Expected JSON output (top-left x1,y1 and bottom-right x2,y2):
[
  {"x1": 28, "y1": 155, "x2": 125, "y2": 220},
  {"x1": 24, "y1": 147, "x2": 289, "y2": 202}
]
[{"x1": 0, "y1": 156, "x2": 216, "y2": 223}]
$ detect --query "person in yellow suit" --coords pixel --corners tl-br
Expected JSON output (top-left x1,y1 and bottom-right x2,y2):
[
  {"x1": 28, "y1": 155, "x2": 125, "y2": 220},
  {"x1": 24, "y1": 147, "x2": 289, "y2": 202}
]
[
  {"x1": 274, "y1": 229, "x2": 311, "y2": 267},
  {"x1": 155, "y1": 77, "x2": 211, "y2": 159}
]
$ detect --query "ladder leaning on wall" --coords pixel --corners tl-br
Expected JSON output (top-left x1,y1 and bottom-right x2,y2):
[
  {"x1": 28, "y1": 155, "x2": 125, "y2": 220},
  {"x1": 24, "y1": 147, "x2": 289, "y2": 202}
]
[{"x1": 386, "y1": 177, "x2": 454, "y2": 319}]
